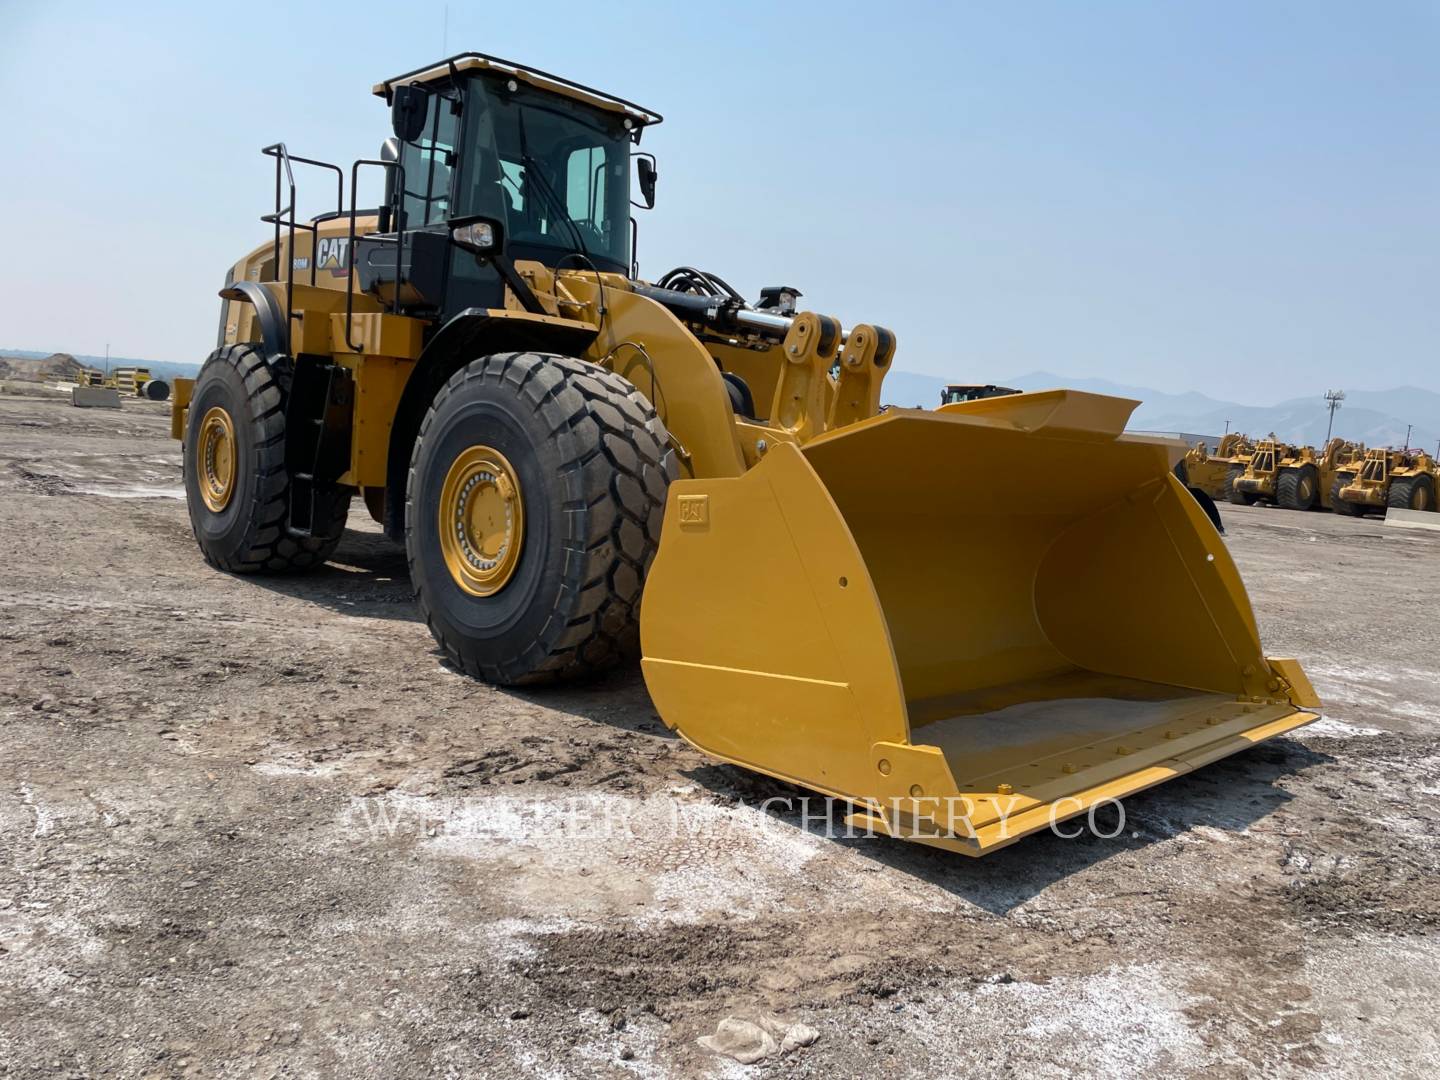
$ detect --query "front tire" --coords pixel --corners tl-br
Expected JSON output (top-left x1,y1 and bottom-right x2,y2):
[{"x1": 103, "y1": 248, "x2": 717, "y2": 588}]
[
  {"x1": 406, "y1": 352, "x2": 675, "y2": 685},
  {"x1": 1277, "y1": 464, "x2": 1319, "y2": 511},
  {"x1": 1331, "y1": 472, "x2": 1361, "y2": 516},
  {"x1": 183, "y1": 344, "x2": 348, "y2": 573},
  {"x1": 1226, "y1": 465, "x2": 1256, "y2": 505}
]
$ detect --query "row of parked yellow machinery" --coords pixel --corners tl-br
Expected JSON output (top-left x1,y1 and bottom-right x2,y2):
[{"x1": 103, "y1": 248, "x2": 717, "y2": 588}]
[{"x1": 1177, "y1": 434, "x2": 1437, "y2": 515}]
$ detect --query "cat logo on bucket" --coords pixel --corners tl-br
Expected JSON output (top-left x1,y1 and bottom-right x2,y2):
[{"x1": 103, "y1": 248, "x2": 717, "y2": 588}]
[
  {"x1": 677, "y1": 495, "x2": 709, "y2": 528},
  {"x1": 316, "y1": 237, "x2": 351, "y2": 275}
]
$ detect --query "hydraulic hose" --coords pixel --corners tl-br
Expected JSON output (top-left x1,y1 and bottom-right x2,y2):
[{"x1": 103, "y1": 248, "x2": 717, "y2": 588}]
[{"x1": 630, "y1": 281, "x2": 797, "y2": 339}]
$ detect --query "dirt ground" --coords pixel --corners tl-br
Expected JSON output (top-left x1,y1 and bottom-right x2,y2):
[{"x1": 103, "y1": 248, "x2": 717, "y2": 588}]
[{"x1": 2, "y1": 391, "x2": 1437, "y2": 1079}]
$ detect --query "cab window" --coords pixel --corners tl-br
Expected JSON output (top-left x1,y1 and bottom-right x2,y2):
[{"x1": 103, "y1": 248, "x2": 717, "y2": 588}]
[{"x1": 397, "y1": 89, "x2": 459, "y2": 227}]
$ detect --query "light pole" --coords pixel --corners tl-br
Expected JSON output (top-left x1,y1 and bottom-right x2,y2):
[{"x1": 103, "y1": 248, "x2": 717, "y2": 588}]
[{"x1": 1323, "y1": 390, "x2": 1345, "y2": 444}]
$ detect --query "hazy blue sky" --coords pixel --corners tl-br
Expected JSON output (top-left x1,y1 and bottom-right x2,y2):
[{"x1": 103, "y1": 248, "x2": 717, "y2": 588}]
[{"x1": 2, "y1": 1, "x2": 1436, "y2": 399}]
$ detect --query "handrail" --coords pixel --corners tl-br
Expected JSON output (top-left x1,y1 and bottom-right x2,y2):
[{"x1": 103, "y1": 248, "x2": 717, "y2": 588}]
[
  {"x1": 344, "y1": 160, "x2": 407, "y2": 354},
  {"x1": 261, "y1": 144, "x2": 346, "y2": 351}
]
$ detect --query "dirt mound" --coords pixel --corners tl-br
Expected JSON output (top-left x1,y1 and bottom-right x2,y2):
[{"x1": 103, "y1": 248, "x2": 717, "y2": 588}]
[{"x1": 38, "y1": 352, "x2": 84, "y2": 378}]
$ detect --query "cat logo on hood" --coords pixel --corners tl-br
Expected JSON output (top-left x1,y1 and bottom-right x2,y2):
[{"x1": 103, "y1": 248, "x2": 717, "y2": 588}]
[{"x1": 316, "y1": 237, "x2": 351, "y2": 275}]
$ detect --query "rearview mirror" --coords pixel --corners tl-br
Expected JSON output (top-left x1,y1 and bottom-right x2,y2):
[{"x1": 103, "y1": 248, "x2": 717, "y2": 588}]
[
  {"x1": 376, "y1": 138, "x2": 400, "y2": 232},
  {"x1": 391, "y1": 84, "x2": 428, "y2": 143},
  {"x1": 635, "y1": 155, "x2": 657, "y2": 209}
]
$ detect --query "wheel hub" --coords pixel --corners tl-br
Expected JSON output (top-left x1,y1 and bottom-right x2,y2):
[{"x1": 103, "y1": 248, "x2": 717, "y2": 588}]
[
  {"x1": 197, "y1": 406, "x2": 237, "y2": 512},
  {"x1": 439, "y1": 445, "x2": 525, "y2": 596}
]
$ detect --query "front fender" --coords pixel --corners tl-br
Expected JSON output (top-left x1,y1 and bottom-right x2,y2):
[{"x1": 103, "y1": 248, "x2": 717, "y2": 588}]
[{"x1": 379, "y1": 308, "x2": 600, "y2": 538}]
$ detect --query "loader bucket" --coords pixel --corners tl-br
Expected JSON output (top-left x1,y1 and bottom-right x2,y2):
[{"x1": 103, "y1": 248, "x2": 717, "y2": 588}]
[{"x1": 640, "y1": 390, "x2": 1320, "y2": 855}]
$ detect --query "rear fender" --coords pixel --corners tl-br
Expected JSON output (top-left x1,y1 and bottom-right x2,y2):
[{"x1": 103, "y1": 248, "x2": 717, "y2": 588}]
[{"x1": 220, "y1": 280, "x2": 289, "y2": 358}]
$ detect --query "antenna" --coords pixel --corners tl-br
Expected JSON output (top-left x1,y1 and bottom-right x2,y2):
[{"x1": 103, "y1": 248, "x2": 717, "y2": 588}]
[{"x1": 1323, "y1": 389, "x2": 1345, "y2": 444}]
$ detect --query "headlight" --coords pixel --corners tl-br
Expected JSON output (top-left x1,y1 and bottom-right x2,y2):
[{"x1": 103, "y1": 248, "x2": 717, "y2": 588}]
[{"x1": 451, "y1": 221, "x2": 499, "y2": 253}]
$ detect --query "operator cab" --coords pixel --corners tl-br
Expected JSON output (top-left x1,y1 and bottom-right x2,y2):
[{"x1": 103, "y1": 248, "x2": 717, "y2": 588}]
[{"x1": 355, "y1": 54, "x2": 662, "y2": 322}]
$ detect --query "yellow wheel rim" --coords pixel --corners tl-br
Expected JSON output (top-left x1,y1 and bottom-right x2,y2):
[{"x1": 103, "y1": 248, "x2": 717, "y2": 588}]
[
  {"x1": 438, "y1": 445, "x2": 525, "y2": 596},
  {"x1": 197, "y1": 406, "x2": 237, "y2": 512}
]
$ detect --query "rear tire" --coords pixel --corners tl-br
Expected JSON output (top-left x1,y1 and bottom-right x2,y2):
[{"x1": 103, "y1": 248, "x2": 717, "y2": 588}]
[
  {"x1": 1277, "y1": 464, "x2": 1319, "y2": 511},
  {"x1": 406, "y1": 352, "x2": 675, "y2": 685},
  {"x1": 1330, "y1": 472, "x2": 1360, "y2": 516},
  {"x1": 1388, "y1": 474, "x2": 1436, "y2": 513},
  {"x1": 183, "y1": 344, "x2": 348, "y2": 573}
]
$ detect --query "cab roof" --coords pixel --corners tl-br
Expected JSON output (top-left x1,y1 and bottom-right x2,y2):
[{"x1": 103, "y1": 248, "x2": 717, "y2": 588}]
[{"x1": 374, "y1": 53, "x2": 663, "y2": 130}]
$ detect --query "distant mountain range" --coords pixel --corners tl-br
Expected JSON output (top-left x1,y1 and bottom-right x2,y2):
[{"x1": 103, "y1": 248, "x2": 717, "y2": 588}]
[
  {"x1": 882, "y1": 370, "x2": 1440, "y2": 453},
  {"x1": 5, "y1": 345, "x2": 1435, "y2": 453}
]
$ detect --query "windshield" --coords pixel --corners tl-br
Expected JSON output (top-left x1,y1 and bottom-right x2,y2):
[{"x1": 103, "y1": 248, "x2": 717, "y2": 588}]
[{"x1": 455, "y1": 76, "x2": 632, "y2": 273}]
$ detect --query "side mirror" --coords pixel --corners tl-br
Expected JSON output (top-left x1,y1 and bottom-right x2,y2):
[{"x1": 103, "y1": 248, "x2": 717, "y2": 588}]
[
  {"x1": 391, "y1": 84, "x2": 428, "y2": 143},
  {"x1": 635, "y1": 155, "x2": 657, "y2": 209},
  {"x1": 449, "y1": 215, "x2": 506, "y2": 257},
  {"x1": 378, "y1": 138, "x2": 400, "y2": 231}
]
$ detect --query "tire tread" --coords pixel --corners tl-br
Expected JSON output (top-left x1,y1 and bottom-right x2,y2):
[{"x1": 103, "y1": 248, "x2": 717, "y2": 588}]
[
  {"x1": 186, "y1": 343, "x2": 346, "y2": 574},
  {"x1": 407, "y1": 352, "x2": 675, "y2": 685},
  {"x1": 1388, "y1": 474, "x2": 1435, "y2": 511},
  {"x1": 1277, "y1": 464, "x2": 1318, "y2": 511},
  {"x1": 1330, "y1": 472, "x2": 1361, "y2": 516}
]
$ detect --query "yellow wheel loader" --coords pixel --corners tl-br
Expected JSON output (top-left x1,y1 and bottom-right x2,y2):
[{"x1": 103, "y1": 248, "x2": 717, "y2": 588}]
[
  {"x1": 172, "y1": 53, "x2": 1319, "y2": 855},
  {"x1": 1334, "y1": 447, "x2": 1437, "y2": 516}
]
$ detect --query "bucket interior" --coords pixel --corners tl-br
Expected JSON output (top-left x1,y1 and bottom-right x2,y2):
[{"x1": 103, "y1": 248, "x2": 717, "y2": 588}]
[
  {"x1": 904, "y1": 670, "x2": 1228, "y2": 788},
  {"x1": 803, "y1": 413, "x2": 1259, "y2": 776}
]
